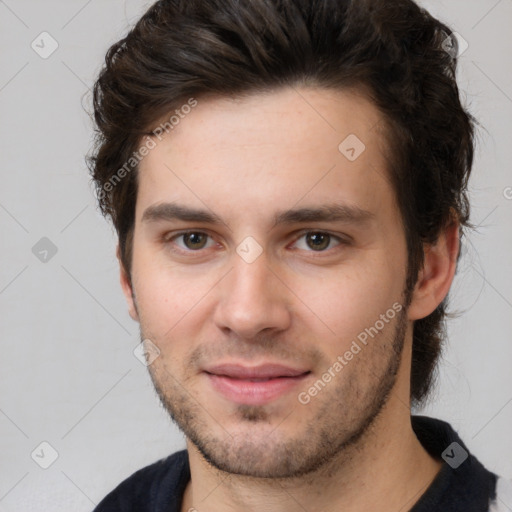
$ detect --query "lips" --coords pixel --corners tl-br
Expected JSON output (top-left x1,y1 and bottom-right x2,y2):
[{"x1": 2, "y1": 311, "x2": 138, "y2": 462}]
[
  {"x1": 205, "y1": 363, "x2": 309, "y2": 379},
  {"x1": 203, "y1": 363, "x2": 311, "y2": 405}
]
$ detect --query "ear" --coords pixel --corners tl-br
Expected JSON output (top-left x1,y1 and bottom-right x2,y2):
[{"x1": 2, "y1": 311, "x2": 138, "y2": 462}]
[
  {"x1": 117, "y1": 244, "x2": 140, "y2": 322},
  {"x1": 407, "y1": 219, "x2": 460, "y2": 321}
]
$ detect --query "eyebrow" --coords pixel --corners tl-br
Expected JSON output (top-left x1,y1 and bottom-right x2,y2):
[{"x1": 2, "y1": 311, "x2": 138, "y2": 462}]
[{"x1": 141, "y1": 202, "x2": 374, "y2": 227}]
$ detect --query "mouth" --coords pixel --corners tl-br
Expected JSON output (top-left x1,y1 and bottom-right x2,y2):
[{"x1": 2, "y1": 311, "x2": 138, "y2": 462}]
[{"x1": 203, "y1": 363, "x2": 312, "y2": 405}]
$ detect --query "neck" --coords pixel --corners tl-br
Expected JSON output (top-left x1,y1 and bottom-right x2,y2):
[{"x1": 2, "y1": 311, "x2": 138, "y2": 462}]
[
  {"x1": 181, "y1": 336, "x2": 442, "y2": 511},
  {"x1": 181, "y1": 400, "x2": 442, "y2": 512}
]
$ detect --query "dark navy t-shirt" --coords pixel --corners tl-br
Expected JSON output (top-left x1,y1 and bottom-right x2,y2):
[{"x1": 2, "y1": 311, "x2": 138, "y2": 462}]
[{"x1": 93, "y1": 416, "x2": 502, "y2": 511}]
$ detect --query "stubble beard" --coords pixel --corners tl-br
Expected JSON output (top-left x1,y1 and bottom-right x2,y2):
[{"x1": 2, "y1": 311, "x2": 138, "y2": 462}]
[{"x1": 145, "y1": 307, "x2": 408, "y2": 480}]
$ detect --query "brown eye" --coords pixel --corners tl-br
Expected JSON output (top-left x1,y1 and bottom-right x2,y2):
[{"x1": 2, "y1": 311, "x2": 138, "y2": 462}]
[
  {"x1": 182, "y1": 232, "x2": 209, "y2": 250},
  {"x1": 164, "y1": 231, "x2": 215, "y2": 254},
  {"x1": 292, "y1": 231, "x2": 345, "y2": 254},
  {"x1": 305, "y1": 232, "x2": 331, "y2": 251}
]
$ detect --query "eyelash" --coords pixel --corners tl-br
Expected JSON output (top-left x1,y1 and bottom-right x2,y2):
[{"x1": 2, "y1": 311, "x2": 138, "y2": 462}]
[{"x1": 162, "y1": 230, "x2": 350, "y2": 257}]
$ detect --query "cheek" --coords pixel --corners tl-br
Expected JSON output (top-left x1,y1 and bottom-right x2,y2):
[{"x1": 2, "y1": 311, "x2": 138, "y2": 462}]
[
  {"x1": 138, "y1": 279, "x2": 196, "y2": 331},
  {"x1": 295, "y1": 256, "x2": 406, "y2": 349},
  {"x1": 132, "y1": 254, "x2": 220, "y2": 341}
]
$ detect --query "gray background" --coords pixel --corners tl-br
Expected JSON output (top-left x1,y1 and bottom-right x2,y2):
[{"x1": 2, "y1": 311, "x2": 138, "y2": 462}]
[{"x1": 0, "y1": 0, "x2": 511, "y2": 510}]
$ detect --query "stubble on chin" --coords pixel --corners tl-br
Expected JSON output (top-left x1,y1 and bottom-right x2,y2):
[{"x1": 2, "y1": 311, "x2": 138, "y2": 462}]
[{"x1": 143, "y1": 305, "x2": 408, "y2": 480}]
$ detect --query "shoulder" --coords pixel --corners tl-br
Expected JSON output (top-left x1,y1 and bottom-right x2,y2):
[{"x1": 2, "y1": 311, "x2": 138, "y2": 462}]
[
  {"x1": 93, "y1": 449, "x2": 189, "y2": 512},
  {"x1": 489, "y1": 477, "x2": 512, "y2": 512},
  {"x1": 411, "y1": 415, "x2": 502, "y2": 511}
]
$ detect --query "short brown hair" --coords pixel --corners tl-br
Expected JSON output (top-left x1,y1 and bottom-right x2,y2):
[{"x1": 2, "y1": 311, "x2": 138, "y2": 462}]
[{"x1": 87, "y1": 0, "x2": 475, "y2": 406}]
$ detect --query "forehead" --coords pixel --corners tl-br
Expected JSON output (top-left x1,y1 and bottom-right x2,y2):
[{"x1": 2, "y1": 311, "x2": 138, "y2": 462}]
[{"x1": 135, "y1": 87, "x2": 395, "y2": 226}]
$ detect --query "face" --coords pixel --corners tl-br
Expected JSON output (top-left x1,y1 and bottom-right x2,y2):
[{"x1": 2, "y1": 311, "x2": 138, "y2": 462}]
[{"x1": 123, "y1": 87, "x2": 413, "y2": 478}]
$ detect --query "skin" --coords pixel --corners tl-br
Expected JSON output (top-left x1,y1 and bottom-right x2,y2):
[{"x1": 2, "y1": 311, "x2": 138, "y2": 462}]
[{"x1": 118, "y1": 87, "x2": 459, "y2": 512}]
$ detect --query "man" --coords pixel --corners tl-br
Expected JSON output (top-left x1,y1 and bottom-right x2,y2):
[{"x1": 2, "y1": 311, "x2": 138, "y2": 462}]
[{"x1": 88, "y1": 0, "x2": 510, "y2": 510}]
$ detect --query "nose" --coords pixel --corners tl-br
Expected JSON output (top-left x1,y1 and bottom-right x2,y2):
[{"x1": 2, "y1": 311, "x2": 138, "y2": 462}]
[{"x1": 213, "y1": 251, "x2": 292, "y2": 339}]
